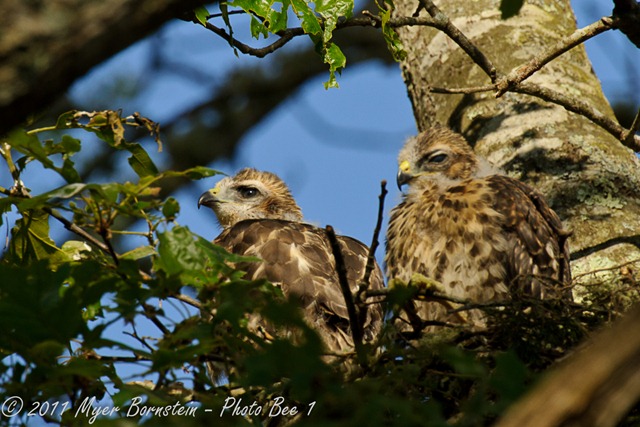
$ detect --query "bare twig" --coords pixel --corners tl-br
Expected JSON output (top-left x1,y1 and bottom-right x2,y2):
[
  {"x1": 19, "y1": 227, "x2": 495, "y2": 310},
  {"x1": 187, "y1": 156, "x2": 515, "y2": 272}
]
[
  {"x1": 206, "y1": 10, "x2": 247, "y2": 20},
  {"x1": 572, "y1": 257, "x2": 640, "y2": 281},
  {"x1": 325, "y1": 225, "x2": 364, "y2": 358},
  {"x1": 430, "y1": 84, "x2": 496, "y2": 94},
  {"x1": 42, "y1": 206, "x2": 111, "y2": 253},
  {"x1": 359, "y1": 180, "x2": 388, "y2": 297},
  {"x1": 495, "y1": 17, "x2": 613, "y2": 97},
  {"x1": 170, "y1": 293, "x2": 203, "y2": 310},
  {"x1": 624, "y1": 107, "x2": 640, "y2": 145},
  {"x1": 86, "y1": 354, "x2": 149, "y2": 363},
  {"x1": 143, "y1": 303, "x2": 171, "y2": 335},
  {"x1": 98, "y1": 222, "x2": 120, "y2": 266},
  {"x1": 203, "y1": 22, "x2": 303, "y2": 58},
  {"x1": 514, "y1": 82, "x2": 640, "y2": 151},
  {"x1": 124, "y1": 327, "x2": 156, "y2": 353}
]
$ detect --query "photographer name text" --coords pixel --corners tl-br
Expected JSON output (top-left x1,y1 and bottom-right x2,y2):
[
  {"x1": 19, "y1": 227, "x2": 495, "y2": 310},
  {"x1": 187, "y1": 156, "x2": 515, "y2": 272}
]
[{"x1": 1, "y1": 395, "x2": 315, "y2": 423}]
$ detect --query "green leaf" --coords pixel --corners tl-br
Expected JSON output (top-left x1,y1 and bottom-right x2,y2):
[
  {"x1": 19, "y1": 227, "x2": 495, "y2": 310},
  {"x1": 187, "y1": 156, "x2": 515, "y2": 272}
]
[
  {"x1": 0, "y1": 263, "x2": 89, "y2": 357},
  {"x1": 250, "y1": 16, "x2": 270, "y2": 39},
  {"x1": 379, "y1": 4, "x2": 407, "y2": 61},
  {"x1": 500, "y1": 0, "x2": 525, "y2": 19},
  {"x1": 219, "y1": 0, "x2": 237, "y2": 55},
  {"x1": 291, "y1": 0, "x2": 322, "y2": 35},
  {"x1": 121, "y1": 245, "x2": 156, "y2": 261},
  {"x1": 316, "y1": 0, "x2": 353, "y2": 19},
  {"x1": 6, "y1": 210, "x2": 60, "y2": 264},
  {"x1": 194, "y1": 5, "x2": 210, "y2": 26},
  {"x1": 54, "y1": 110, "x2": 77, "y2": 129},
  {"x1": 125, "y1": 142, "x2": 159, "y2": 177},
  {"x1": 60, "y1": 240, "x2": 92, "y2": 261},
  {"x1": 162, "y1": 197, "x2": 180, "y2": 221},
  {"x1": 60, "y1": 135, "x2": 81, "y2": 155},
  {"x1": 323, "y1": 42, "x2": 346, "y2": 89},
  {"x1": 15, "y1": 183, "x2": 96, "y2": 210},
  {"x1": 165, "y1": 166, "x2": 221, "y2": 180},
  {"x1": 8, "y1": 129, "x2": 82, "y2": 183},
  {"x1": 156, "y1": 226, "x2": 204, "y2": 275}
]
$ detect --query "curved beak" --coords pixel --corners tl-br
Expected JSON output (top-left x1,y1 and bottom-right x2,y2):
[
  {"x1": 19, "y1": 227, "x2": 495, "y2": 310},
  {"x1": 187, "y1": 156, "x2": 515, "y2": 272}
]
[
  {"x1": 396, "y1": 160, "x2": 414, "y2": 190},
  {"x1": 197, "y1": 190, "x2": 218, "y2": 209}
]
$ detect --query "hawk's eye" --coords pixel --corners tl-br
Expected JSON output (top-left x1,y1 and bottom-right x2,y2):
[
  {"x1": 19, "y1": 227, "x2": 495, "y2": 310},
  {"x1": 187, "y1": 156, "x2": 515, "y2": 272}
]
[
  {"x1": 237, "y1": 186, "x2": 260, "y2": 198},
  {"x1": 429, "y1": 153, "x2": 448, "y2": 164}
]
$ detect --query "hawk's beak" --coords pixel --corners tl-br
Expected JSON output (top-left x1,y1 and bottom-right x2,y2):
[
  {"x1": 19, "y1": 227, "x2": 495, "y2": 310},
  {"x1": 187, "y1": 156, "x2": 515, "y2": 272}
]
[
  {"x1": 198, "y1": 189, "x2": 219, "y2": 209},
  {"x1": 396, "y1": 160, "x2": 414, "y2": 190}
]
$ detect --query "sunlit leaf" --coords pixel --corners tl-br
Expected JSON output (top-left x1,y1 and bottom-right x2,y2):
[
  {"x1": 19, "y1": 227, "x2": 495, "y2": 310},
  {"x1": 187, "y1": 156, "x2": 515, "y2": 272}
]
[
  {"x1": 379, "y1": 3, "x2": 407, "y2": 61},
  {"x1": 121, "y1": 245, "x2": 156, "y2": 261},
  {"x1": 164, "y1": 166, "x2": 221, "y2": 180},
  {"x1": 291, "y1": 0, "x2": 322, "y2": 35},
  {"x1": 194, "y1": 5, "x2": 210, "y2": 26}
]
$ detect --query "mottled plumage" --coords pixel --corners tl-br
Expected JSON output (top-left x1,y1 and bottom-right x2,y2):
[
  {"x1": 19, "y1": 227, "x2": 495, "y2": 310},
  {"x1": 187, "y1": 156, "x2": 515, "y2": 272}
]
[
  {"x1": 198, "y1": 168, "x2": 384, "y2": 356},
  {"x1": 385, "y1": 126, "x2": 571, "y2": 330}
]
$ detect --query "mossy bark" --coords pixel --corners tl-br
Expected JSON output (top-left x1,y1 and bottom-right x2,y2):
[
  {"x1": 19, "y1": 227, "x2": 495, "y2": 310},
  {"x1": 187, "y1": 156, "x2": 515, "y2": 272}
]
[{"x1": 393, "y1": 0, "x2": 640, "y2": 302}]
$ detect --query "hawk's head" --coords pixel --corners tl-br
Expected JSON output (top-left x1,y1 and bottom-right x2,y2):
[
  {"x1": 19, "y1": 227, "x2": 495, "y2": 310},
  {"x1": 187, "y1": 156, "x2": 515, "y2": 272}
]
[
  {"x1": 396, "y1": 126, "x2": 480, "y2": 190},
  {"x1": 198, "y1": 168, "x2": 303, "y2": 228}
]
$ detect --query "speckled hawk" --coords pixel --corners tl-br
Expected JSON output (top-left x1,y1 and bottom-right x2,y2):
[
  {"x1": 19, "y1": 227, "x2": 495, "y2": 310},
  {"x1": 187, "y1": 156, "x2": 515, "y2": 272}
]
[
  {"x1": 198, "y1": 168, "x2": 384, "y2": 357},
  {"x1": 385, "y1": 126, "x2": 571, "y2": 331}
]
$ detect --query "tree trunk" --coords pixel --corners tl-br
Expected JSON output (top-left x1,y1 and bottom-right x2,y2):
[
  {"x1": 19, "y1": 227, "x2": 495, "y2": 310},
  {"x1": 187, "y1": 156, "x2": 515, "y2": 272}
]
[
  {"x1": 393, "y1": 0, "x2": 640, "y2": 297},
  {"x1": 0, "y1": 0, "x2": 207, "y2": 136}
]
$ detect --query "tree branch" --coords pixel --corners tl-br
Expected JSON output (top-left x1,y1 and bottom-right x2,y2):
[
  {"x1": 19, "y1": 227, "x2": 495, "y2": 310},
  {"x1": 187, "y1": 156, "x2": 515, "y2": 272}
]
[
  {"x1": 202, "y1": 22, "x2": 303, "y2": 58},
  {"x1": 495, "y1": 17, "x2": 613, "y2": 96},
  {"x1": 325, "y1": 225, "x2": 364, "y2": 359},
  {"x1": 624, "y1": 107, "x2": 640, "y2": 145},
  {"x1": 416, "y1": 0, "x2": 499, "y2": 81},
  {"x1": 514, "y1": 82, "x2": 640, "y2": 151},
  {"x1": 359, "y1": 180, "x2": 387, "y2": 298}
]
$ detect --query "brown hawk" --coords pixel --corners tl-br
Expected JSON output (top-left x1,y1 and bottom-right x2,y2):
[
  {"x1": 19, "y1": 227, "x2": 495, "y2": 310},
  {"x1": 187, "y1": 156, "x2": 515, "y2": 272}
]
[
  {"x1": 198, "y1": 168, "x2": 384, "y2": 360},
  {"x1": 385, "y1": 126, "x2": 571, "y2": 331}
]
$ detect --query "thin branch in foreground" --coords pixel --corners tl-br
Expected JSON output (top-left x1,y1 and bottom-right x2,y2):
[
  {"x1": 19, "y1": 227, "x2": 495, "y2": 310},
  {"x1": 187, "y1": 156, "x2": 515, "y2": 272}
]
[
  {"x1": 359, "y1": 180, "x2": 388, "y2": 298},
  {"x1": 325, "y1": 225, "x2": 364, "y2": 358},
  {"x1": 170, "y1": 293, "x2": 203, "y2": 310},
  {"x1": 495, "y1": 17, "x2": 613, "y2": 97},
  {"x1": 42, "y1": 206, "x2": 111, "y2": 253},
  {"x1": 142, "y1": 303, "x2": 171, "y2": 335}
]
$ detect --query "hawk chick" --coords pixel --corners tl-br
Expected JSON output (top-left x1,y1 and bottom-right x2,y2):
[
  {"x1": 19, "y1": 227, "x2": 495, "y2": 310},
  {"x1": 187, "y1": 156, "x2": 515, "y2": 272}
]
[
  {"x1": 198, "y1": 168, "x2": 384, "y2": 356},
  {"x1": 385, "y1": 126, "x2": 571, "y2": 330}
]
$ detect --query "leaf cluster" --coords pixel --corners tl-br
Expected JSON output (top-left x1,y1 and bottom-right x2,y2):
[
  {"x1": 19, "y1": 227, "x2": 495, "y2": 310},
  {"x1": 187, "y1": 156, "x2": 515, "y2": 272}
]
[{"x1": 0, "y1": 110, "x2": 635, "y2": 426}]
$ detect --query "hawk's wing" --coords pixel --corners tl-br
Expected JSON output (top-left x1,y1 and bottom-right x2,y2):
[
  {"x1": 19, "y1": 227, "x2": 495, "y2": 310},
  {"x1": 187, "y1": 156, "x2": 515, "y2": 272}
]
[
  {"x1": 488, "y1": 175, "x2": 571, "y2": 298},
  {"x1": 214, "y1": 219, "x2": 384, "y2": 349}
]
